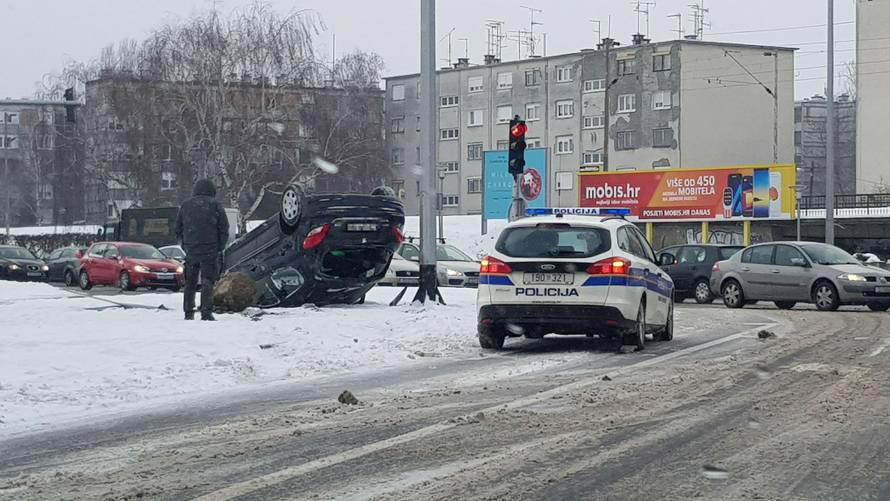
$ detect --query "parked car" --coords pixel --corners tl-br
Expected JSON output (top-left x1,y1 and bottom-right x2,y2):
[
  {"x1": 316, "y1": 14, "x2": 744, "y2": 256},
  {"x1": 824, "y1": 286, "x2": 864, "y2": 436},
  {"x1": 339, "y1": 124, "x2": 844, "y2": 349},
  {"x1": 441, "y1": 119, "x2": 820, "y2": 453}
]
[
  {"x1": 159, "y1": 245, "x2": 186, "y2": 263},
  {"x1": 378, "y1": 253, "x2": 420, "y2": 287},
  {"x1": 711, "y1": 241, "x2": 890, "y2": 311},
  {"x1": 223, "y1": 184, "x2": 405, "y2": 308},
  {"x1": 657, "y1": 244, "x2": 743, "y2": 303},
  {"x1": 46, "y1": 246, "x2": 86, "y2": 286},
  {"x1": 0, "y1": 245, "x2": 49, "y2": 282},
  {"x1": 79, "y1": 242, "x2": 184, "y2": 292},
  {"x1": 397, "y1": 242, "x2": 480, "y2": 287}
]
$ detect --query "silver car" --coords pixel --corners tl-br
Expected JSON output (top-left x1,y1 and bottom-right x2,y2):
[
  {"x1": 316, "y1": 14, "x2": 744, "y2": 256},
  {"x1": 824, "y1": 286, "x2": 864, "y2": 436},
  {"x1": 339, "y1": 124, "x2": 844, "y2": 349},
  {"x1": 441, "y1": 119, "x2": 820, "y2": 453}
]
[
  {"x1": 397, "y1": 242, "x2": 480, "y2": 288},
  {"x1": 378, "y1": 253, "x2": 420, "y2": 287},
  {"x1": 711, "y1": 242, "x2": 890, "y2": 312}
]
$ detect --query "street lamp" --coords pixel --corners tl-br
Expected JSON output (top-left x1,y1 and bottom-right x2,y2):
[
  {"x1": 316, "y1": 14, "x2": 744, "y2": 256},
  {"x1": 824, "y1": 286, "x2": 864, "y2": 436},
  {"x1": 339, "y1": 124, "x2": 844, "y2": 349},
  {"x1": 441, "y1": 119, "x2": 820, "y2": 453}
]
[
  {"x1": 763, "y1": 51, "x2": 779, "y2": 165},
  {"x1": 789, "y1": 184, "x2": 805, "y2": 241}
]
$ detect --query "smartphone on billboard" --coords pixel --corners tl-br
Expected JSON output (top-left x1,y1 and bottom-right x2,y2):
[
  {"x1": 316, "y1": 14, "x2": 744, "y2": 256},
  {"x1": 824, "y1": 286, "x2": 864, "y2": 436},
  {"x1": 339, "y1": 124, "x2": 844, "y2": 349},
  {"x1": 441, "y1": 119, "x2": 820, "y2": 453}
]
[
  {"x1": 769, "y1": 171, "x2": 782, "y2": 218},
  {"x1": 728, "y1": 174, "x2": 743, "y2": 217},
  {"x1": 742, "y1": 175, "x2": 754, "y2": 218},
  {"x1": 754, "y1": 168, "x2": 770, "y2": 218}
]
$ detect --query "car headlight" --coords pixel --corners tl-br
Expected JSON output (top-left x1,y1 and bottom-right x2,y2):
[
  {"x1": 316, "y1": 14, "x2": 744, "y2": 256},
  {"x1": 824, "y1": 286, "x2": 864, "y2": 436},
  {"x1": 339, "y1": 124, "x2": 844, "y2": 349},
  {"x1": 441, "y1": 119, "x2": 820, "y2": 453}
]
[
  {"x1": 8, "y1": 264, "x2": 20, "y2": 271},
  {"x1": 176, "y1": 266, "x2": 184, "y2": 274},
  {"x1": 446, "y1": 269, "x2": 464, "y2": 277},
  {"x1": 41, "y1": 265, "x2": 50, "y2": 272},
  {"x1": 839, "y1": 273, "x2": 867, "y2": 282},
  {"x1": 133, "y1": 264, "x2": 150, "y2": 273}
]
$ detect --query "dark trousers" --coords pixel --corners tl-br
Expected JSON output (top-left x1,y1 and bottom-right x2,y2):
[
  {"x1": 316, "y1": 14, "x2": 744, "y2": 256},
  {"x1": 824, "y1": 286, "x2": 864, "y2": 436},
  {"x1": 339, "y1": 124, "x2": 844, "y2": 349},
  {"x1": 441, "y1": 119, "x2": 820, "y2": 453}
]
[{"x1": 184, "y1": 254, "x2": 220, "y2": 315}]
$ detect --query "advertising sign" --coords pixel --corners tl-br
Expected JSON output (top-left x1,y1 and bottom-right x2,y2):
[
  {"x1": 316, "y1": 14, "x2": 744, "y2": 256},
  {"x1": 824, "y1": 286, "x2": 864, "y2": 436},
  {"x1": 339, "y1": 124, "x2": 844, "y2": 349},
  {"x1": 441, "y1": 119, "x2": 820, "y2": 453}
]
[
  {"x1": 483, "y1": 148, "x2": 548, "y2": 220},
  {"x1": 578, "y1": 165, "x2": 797, "y2": 221}
]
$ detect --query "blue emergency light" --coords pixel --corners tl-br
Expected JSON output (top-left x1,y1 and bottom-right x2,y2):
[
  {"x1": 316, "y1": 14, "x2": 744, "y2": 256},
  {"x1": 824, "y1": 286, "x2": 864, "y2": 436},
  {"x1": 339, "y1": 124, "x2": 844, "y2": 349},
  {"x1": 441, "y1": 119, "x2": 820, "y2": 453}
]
[{"x1": 525, "y1": 207, "x2": 631, "y2": 216}]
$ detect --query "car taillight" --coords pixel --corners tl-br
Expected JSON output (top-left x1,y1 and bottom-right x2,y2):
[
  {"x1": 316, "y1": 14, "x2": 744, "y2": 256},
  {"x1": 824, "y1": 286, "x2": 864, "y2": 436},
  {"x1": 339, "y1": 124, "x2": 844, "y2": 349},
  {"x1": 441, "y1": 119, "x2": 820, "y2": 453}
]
[
  {"x1": 391, "y1": 225, "x2": 405, "y2": 244},
  {"x1": 712, "y1": 262, "x2": 721, "y2": 272},
  {"x1": 586, "y1": 257, "x2": 631, "y2": 275},
  {"x1": 302, "y1": 224, "x2": 331, "y2": 250},
  {"x1": 480, "y1": 256, "x2": 511, "y2": 274}
]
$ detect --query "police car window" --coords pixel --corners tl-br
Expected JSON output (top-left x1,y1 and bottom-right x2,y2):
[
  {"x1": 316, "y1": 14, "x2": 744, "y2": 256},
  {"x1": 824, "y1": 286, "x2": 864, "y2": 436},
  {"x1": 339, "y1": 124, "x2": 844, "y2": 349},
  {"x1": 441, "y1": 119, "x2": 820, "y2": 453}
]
[
  {"x1": 496, "y1": 225, "x2": 611, "y2": 258},
  {"x1": 629, "y1": 227, "x2": 657, "y2": 263},
  {"x1": 620, "y1": 227, "x2": 645, "y2": 259},
  {"x1": 617, "y1": 227, "x2": 632, "y2": 253}
]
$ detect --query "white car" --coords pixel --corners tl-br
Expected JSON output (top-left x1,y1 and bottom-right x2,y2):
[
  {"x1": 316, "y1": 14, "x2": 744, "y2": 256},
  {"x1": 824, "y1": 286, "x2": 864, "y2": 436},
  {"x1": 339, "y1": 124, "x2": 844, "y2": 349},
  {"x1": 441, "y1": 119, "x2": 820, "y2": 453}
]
[
  {"x1": 398, "y1": 242, "x2": 480, "y2": 288},
  {"x1": 378, "y1": 253, "x2": 420, "y2": 287},
  {"x1": 476, "y1": 208, "x2": 675, "y2": 350}
]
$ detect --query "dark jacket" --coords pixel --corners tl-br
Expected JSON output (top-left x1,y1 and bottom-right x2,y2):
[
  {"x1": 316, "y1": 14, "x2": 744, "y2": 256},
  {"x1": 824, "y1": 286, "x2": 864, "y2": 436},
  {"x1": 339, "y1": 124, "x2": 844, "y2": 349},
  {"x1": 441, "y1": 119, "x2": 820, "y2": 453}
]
[{"x1": 175, "y1": 179, "x2": 230, "y2": 257}]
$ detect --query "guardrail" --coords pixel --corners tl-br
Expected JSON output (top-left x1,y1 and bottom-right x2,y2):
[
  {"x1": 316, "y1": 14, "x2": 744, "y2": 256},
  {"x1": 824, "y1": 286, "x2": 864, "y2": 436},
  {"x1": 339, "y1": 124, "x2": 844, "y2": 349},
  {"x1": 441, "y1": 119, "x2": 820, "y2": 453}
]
[{"x1": 800, "y1": 194, "x2": 890, "y2": 211}]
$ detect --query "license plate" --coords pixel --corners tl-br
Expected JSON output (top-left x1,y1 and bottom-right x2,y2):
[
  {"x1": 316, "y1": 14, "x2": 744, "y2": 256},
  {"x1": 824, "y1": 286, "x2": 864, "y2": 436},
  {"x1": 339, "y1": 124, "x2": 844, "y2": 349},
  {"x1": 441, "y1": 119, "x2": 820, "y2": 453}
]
[
  {"x1": 27, "y1": 272, "x2": 43, "y2": 277},
  {"x1": 156, "y1": 273, "x2": 174, "y2": 280},
  {"x1": 523, "y1": 272, "x2": 574, "y2": 285},
  {"x1": 876, "y1": 286, "x2": 890, "y2": 294},
  {"x1": 346, "y1": 223, "x2": 379, "y2": 232}
]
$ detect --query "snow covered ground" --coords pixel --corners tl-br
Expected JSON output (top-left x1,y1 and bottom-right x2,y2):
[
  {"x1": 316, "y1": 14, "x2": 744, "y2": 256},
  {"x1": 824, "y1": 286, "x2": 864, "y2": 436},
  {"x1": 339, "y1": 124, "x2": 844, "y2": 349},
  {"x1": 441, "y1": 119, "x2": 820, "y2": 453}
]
[{"x1": 0, "y1": 282, "x2": 482, "y2": 438}]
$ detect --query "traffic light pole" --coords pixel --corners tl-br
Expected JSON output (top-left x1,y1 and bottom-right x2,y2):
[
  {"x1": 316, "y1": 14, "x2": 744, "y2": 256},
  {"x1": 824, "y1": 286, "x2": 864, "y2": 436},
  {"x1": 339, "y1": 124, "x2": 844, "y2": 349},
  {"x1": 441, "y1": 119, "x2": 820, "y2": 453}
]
[{"x1": 508, "y1": 173, "x2": 526, "y2": 222}]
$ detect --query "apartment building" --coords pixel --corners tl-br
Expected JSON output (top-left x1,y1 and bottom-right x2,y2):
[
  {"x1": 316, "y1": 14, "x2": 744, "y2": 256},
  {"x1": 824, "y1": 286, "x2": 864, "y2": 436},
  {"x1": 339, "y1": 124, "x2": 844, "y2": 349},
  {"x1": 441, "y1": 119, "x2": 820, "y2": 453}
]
[
  {"x1": 794, "y1": 95, "x2": 857, "y2": 197},
  {"x1": 856, "y1": 0, "x2": 890, "y2": 192},
  {"x1": 386, "y1": 37, "x2": 795, "y2": 215}
]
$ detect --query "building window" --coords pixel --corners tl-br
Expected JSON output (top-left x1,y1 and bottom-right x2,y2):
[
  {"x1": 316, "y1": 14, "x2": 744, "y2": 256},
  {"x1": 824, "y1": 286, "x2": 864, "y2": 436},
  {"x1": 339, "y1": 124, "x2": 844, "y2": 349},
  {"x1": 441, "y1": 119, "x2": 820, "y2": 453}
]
[
  {"x1": 496, "y1": 140, "x2": 509, "y2": 150},
  {"x1": 653, "y1": 54, "x2": 671, "y2": 72},
  {"x1": 467, "y1": 110, "x2": 485, "y2": 127},
  {"x1": 617, "y1": 59, "x2": 636, "y2": 76},
  {"x1": 653, "y1": 90, "x2": 672, "y2": 110},
  {"x1": 467, "y1": 177, "x2": 482, "y2": 194},
  {"x1": 617, "y1": 94, "x2": 636, "y2": 113},
  {"x1": 392, "y1": 148, "x2": 405, "y2": 165},
  {"x1": 527, "y1": 137, "x2": 542, "y2": 149},
  {"x1": 391, "y1": 116, "x2": 405, "y2": 134},
  {"x1": 38, "y1": 183, "x2": 53, "y2": 200},
  {"x1": 556, "y1": 172, "x2": 574, "y2": 191},
  {"x1": 616, "y1": 131, "x2": 635, "y2": 150},
  {"x1": 556, "y1": 135, "x2": 574, "y2": 154},
  {"x1": 794, "y1": 107, "x2": 802, "y2": 123},
  {"x1": 556, "y1": 100, "x2": 575, "y2": 119},
  {"x1": 794, "y1": 131, "x2": 802, "y2": 145},
  {"x1": 468, "y1": 75, "x2": 484, "y2": 93},
  {"x1": 161, "y1": 172, "x2": 177, "y2": 191},
  {"x1": 440, "y1": 95, "x2": 459, "y2": 107},
  {"x1": 443, "y1": 195, "x2": 460, "y2": 207},
  {"x1": 525, "y1": 69, "x2": 542, "y2": 86},
  {"x1": 42, "y1": 111, "x2": 54, "y2": 124},
  {"x1": 416, "y1": 81, "x2": 422, "y2": 99},
  {"x1": 583, "y1": 79, "x2": 606, "y2": 93},
  {"x1": 441, "y1": 161, "x2": 459, "y2": 173},
  {"x1": 496, "y1": 105, "x2": 513, "y2": 124},
  {"x1": 392, "y1": 84, "x2": 405, "y2": 101},
  {"x1": 556, "y1": 65, "x2": 574, "y2": 82},
  {"x1": 415, "y1": 116, "x2": 421, "y2": 132},
  {"x1": 467, "y1": 142, "x2": 483, "y2": 160},
  {"x1": 526, "y1": 103, "x2": 542, "y2": 121},
  {"x1": 583, "y1": 151, "x2": 603, "y2": 165},
  {"x1": 653, "y1": 128, "x2": 674, "y2": 148},
  {"x1": 583, "y1": 115, "x2": 605, "y2": 129},
  {"x1": 416, "y1": 146, "x2": 421, "y2": 163},
  {"x1": 497, "y1": 72, "x2": 513, "y2": 89},
  {"x1": 1, "y1": 135, "x2": 19, "y2": 149},
  {"x1": 2, "y1": 112, "x2": 19, "y2": 125},
  {"x1": 161, "y1": 144, "x2": 173, "y2": 161}
]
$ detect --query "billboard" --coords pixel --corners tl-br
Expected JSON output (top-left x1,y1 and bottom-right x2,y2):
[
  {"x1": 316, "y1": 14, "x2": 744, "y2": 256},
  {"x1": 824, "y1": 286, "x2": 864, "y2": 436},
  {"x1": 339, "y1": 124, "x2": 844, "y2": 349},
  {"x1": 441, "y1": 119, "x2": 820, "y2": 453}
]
[
  {"x1": 483, "y1": 148, "x2": 548, "y2": 220},
  {"x1": 578, "y1": 165, "x2": 797, "y2": 221}
]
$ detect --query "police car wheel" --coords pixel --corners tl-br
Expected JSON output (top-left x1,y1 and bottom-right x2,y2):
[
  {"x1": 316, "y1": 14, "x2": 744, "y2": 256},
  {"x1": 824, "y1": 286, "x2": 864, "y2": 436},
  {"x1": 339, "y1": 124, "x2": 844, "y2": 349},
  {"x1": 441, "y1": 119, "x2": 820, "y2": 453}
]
[
  {"x1": 478, "y1": 327, "x2": 506, "y2": 350},
  {"x1": 657, "y1": 303, "x2": 674, "y2": 342},
  {"x1": 624, "y1": 301, "x2": 646, "y2": 350}
]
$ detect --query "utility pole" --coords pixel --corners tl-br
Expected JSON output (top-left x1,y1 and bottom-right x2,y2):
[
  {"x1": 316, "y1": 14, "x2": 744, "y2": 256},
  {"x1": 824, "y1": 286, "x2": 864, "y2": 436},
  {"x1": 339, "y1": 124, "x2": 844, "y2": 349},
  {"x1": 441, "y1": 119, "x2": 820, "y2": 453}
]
[
  {"x1": 3, "y1": 112, "x2": 9, "y2": 238},
  {"x1": 437, "y1": 167, "x2": 445, "y2": 240},
  {"x1": 413, "y1": 0, "x2": 443, "y2": 304},
  {"x1": 825, "y1": 0, "x2": 836, "y2": 245},
  {"x1": 790, "y1": 184, "x2": 805, "y2": 241},
  {"x1": 601, "y1": 37, "x2": 620, "y2": 172},
  {"x1": 764, "y1": 50, "x2": 779, "y2": 164}
]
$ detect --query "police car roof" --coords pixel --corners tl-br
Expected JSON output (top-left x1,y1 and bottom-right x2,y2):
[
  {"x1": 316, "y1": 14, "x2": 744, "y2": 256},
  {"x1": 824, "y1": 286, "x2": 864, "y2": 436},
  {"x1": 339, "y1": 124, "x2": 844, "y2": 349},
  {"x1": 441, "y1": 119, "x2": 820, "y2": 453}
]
[{"x1": 507, "y1": 214, "x2": 628, "y2": 227}]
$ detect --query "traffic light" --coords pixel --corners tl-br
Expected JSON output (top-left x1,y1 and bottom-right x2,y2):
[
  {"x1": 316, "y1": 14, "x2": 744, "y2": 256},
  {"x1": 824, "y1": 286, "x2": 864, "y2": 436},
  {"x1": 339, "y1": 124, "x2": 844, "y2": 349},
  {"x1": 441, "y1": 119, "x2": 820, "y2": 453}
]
[{"x1": 508, "y1": 116, "x2": 527, "y2": 176}]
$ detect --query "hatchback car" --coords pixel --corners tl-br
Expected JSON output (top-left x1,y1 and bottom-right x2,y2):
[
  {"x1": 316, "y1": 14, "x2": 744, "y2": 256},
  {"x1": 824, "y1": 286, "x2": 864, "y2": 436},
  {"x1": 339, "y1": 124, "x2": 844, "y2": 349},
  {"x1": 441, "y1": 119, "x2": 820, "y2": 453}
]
[
  {"x1": 398, "y1": 242, "x2": 480, "y2": 287},
  {"x1": 46, "y1": 246, "x2": 87, "y2": 286},
  {"x1": 79, "y1": 242, "x2": 185, "y2": 291},
  {"x1": 711, "y1": 242, "x2": 890, "y2": 311},
  {"x1": 0, "y1": 245, "x2": 49, "y2": 282},
  {"x1": 657, "y1": 244, "x2": 743, "y2": 303},
  {"x1": 378, "y1": 253, "x2": 420, "y2": 287}
]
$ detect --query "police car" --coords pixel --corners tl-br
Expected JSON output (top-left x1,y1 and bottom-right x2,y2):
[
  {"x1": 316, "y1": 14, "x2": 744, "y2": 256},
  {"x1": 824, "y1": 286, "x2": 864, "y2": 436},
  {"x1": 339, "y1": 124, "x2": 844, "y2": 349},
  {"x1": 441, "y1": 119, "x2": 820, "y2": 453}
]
[{"x1": 477, "y1": 208, "x2": 675, "y2": 350}]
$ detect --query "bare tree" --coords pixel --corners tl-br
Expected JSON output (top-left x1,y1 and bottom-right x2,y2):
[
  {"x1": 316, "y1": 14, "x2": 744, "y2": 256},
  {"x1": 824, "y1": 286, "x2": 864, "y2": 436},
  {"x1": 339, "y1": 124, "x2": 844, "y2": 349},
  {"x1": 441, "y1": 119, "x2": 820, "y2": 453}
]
[{"x1": 840, "y1": 60, "x2": 856, "y2": 100}]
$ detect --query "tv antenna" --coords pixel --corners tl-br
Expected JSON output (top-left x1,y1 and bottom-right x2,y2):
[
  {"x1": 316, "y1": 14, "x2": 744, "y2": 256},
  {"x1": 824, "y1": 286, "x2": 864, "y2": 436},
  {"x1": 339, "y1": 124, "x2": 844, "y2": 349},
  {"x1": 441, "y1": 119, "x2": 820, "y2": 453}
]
[
  {"x1": 458, "y1": 37, "x2": 469, "y2": 59},
  {"x1": 440, "y1": 27, "x2": 456, "y2": 67},
  {"x1": 590, "y1": 19, "x2": 602, "y2": 44},
  {"x1": 668, "y1": 13, "x2": 684, "y2": 39},
  {"x1": 485, "y1": 20, "x2": 506, "y2": 61},
  {"x1": 689, "y1": 1, "x2": 710, "y2": 40},
  {"x1": 520, "y1": 5, "x2": 543, "y2": 57},
  {"x1": 632, "y1": 1, "x2": 657, "y2": 38}
]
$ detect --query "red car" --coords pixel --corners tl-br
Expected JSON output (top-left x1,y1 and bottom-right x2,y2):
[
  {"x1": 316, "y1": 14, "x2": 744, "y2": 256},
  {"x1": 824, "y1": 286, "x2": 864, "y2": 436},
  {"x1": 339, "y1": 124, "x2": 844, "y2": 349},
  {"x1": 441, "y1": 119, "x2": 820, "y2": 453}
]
[{"x1": 79, "y1": 242, "x2": 185, "y2": 292}]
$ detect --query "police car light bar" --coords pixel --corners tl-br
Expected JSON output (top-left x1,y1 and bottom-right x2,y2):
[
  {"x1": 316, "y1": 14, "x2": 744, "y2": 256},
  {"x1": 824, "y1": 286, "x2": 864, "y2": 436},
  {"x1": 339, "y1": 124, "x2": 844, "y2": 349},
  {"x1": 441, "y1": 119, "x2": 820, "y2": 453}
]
[{"x1": 525, "y1": 207, "x2": 632, "y2": 216}]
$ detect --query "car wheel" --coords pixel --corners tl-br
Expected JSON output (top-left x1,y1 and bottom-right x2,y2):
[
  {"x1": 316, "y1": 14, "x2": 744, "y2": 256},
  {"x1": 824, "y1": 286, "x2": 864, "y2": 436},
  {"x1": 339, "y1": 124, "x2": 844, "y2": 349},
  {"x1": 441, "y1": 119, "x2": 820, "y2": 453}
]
[
  {"x1": 624, "y1": 301, "x2": 646, "y2": 350},
  {"x1": 694, "y1": 279, "x2": 714, "y2": 304},
  {"x1": 279, "y1": 184, "x2": 305, "y2": 234},
  {"x1": 722, "y1": 280, "x2": 745, "y2": 309},
  {"x1": 64, "y1": 270, "x2": 76, "y2": 287},
  {"x1": 813, "y1": 281, "x2": 840, "y2": 312},
  {"x1": 79, "y1": 270, "x2": 93, "y2": 291},
  {"x1": 774, "y1": 301, "x2": 797, "y2": 310},
  {"x1": 657, "y1": 302, "x2": 674, "y2": 342},
  {"x1": 673, "y1": 292, "x2": 685, "y2": 303},
  {"x1": 119, "y1": 271, "x2": 137, "y2": 292},
  {"x1": 169, "y1": 286, "x2": 182, "y2": 293},
  {"x1": 867, "y1": 303, "x2": 890, "y2": 312},
  {"x1": 478, "y1": 326, "x2": 506, "y2": 350}
]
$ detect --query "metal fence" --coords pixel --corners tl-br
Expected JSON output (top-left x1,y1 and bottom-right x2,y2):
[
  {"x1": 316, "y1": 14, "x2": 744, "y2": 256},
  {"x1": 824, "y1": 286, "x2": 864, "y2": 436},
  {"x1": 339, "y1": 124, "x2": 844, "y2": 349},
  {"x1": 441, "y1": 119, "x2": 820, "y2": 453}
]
[{"x1": 800, "y1": 194, "x2": 890, "y2": 211}]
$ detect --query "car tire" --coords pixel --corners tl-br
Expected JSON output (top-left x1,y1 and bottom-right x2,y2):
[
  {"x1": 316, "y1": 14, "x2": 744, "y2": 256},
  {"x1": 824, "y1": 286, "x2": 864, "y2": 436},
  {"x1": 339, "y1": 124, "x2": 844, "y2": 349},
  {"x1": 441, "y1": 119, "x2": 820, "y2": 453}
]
[
  {"x1": 64, "y1": 270, "x2": 76, "y2": 287},
  {"x1": 774, "y1": 301, "x2": 797, "y2": 310},
  {"x1": 279, "y1": 184, "x2": 305, "y2": 234},
  {"x1": 694, "y1": 279, "x2": 714, "y2": 304},
  {"x1": 722, "y1": 280, "x2": 745, "y2": 309},
  {"x1": 79, "y1": 270, "x2": 93, "y2": 291},
  {"x1": 867, "y1": 303, "x2": 890, "y2": 312},
  {"x1": 657, "y1": 303, "x2": 674, "y2": 342},
  {"x1": 813, "y1": 280, "x2": 840, "y2": 312},
  {"x1": 119, "y1": 271, "x2": 137, "y2": 292},
  {"x1": 478, "y1": 326, "x2": 506, "y2": 350},
  {"x1": 624, "y1": 301, "x2": 646, "y2": 350},
  {"x1": 169, "y1": 286, "x2": 182, "y2": 293},
  {"x1": 673, "y1": 293, "x2": 686, "y2": 303}
]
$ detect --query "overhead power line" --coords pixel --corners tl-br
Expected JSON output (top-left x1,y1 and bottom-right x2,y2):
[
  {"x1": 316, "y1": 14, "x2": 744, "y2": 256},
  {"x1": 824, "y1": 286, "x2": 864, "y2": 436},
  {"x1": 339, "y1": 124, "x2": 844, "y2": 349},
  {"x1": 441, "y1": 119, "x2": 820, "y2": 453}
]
[{"x1": 708, "y1": 20, "x2": 855, "y2": 36}]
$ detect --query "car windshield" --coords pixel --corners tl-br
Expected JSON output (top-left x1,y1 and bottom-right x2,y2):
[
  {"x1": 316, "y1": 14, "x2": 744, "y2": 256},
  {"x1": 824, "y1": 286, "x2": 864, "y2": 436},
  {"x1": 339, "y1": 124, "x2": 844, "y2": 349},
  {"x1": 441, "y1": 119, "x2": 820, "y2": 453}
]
[
  {"x1": 120, "y1": 245, "x2": 166, "y2": 260},
  {"x1": 162, "y1": 247, "x2": 185, "y2": 258},
  {"x1": 437, "y1": 245, "x2": 474, "y2": 262},
  {"x1": 496, "y1": 225, "x2": 611, "y2": 258},
  {"x1": 0, "y1": 247, "x2": 37, "y2": 260},
  {"x1": 719, "y1": 247, "x2": 744, "y2": 260},
  {"x1": 800, "y1": 244, "x2": 860, "y2": 265}
]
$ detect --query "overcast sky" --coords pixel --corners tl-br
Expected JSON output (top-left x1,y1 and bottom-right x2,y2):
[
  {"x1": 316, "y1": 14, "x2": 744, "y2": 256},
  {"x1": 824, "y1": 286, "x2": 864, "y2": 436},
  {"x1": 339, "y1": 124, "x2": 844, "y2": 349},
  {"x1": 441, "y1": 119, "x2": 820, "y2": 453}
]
[{"x1": 0, "y1": 0, "x2": 857, "y2": 99}]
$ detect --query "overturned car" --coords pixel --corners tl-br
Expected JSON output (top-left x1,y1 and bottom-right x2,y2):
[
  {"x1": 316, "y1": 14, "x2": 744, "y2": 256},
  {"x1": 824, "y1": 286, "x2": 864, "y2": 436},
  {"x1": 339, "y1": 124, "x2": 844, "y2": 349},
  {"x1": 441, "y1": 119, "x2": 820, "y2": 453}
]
[{"x1": 223, "y1": 185, "x2": 405, "y2": 308}]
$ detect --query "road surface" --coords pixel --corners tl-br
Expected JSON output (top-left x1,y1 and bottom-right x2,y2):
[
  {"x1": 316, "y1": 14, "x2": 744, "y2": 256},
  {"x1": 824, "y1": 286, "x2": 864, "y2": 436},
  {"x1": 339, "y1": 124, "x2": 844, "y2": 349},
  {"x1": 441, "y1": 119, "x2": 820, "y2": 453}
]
[{"x1": 1, "y1": 305, "x2": 889, "y2": 500}]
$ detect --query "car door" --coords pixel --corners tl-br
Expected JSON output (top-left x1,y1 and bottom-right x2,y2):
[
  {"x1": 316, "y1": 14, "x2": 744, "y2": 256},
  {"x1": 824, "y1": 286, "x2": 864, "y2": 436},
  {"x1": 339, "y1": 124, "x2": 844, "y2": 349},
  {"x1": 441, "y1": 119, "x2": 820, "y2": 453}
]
[
  {"x1": 83, "y1": 244, "x2": 106, "y2": 282},
  {"x1": 47, "y1": 249, "x2": 63, "y2": 281},
  {"x1": 739, "y1": 245, "x2": 776, "y2": 300},
  {"x1": 102, "y1": 244, "x2": 121, "y2": 283},
  {"x1": 657, "y1": 246, "x2": 681, "y2": 288},
  {"x1": 626, "y1": 226, "x2": 669, "y2": 326},
  {"x1": 771, "y1": 244, "x2": 813, "y2": 301},
  {"x1": 677, "y1": 246, "x2": 709, "y2": 293}
]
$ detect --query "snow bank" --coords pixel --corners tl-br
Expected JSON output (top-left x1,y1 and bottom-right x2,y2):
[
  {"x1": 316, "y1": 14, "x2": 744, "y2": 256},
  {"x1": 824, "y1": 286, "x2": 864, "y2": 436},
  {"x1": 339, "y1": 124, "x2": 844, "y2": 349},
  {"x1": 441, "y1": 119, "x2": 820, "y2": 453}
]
[
  {"x1": 0, "y1": 282, "x2": 480, "y2": 437},
  {"x1": 6, "y1": 225, "x2": 102, "y2": 236},
  {"x1": 404, "y1": 215, "x2": 507, "y2": 258}
]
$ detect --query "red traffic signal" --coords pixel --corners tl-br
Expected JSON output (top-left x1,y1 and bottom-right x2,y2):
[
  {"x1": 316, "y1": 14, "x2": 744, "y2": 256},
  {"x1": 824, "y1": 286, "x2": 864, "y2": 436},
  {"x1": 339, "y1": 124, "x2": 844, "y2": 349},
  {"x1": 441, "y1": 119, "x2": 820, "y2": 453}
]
[{"x1": 511, "y1": 122, "x2": 528, "y2": 138}]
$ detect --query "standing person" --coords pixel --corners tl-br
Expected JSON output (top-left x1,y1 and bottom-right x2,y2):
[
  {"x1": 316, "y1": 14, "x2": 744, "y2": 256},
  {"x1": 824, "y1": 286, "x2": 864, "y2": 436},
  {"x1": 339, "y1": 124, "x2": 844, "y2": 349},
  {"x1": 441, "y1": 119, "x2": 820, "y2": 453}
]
[{"x1": 175, "y1": 178, "x2": 230, "y2": 321}]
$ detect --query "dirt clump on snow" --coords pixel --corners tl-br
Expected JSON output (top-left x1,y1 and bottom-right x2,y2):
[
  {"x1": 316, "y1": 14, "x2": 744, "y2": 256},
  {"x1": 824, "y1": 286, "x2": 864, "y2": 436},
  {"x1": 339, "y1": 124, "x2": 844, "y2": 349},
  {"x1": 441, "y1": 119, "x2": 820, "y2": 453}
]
[
  {"x1": 213, "y1": 272, "x2": 257, "y2": 313},
  {"x1": 338, "y1": 390, "x2": 360, "y2": 405}
]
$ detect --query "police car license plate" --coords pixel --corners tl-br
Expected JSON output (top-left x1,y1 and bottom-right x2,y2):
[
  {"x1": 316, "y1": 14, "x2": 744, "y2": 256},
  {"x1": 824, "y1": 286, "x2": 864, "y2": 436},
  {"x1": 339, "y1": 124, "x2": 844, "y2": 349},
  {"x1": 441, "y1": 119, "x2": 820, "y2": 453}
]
[
  {"x1": 876, "y1": 286, "x2": 890, "y2": 294},
  {"x1": 523, "y1": 272, "x2": 573, "y2": 285}
]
